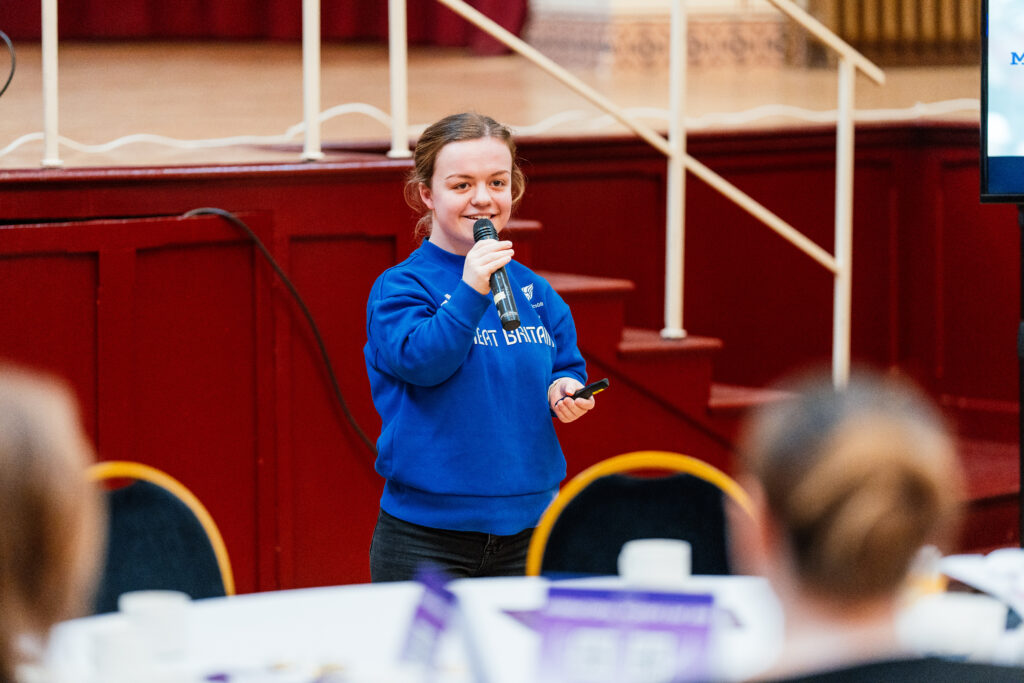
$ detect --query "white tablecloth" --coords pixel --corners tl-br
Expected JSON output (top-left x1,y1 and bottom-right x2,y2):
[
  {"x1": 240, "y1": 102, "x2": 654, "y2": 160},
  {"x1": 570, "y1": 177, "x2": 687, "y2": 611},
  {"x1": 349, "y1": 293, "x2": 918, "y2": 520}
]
[{"x1": 45, "y1": 575, "x2": 785, "y2": 683}]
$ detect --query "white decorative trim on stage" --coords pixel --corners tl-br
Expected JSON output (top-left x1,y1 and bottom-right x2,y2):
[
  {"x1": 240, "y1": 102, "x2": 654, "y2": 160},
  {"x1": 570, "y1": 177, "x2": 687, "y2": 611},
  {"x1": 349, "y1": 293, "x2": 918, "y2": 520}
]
[{"x1": 0, "y1": 98, "x2": 981, "y2": 162}]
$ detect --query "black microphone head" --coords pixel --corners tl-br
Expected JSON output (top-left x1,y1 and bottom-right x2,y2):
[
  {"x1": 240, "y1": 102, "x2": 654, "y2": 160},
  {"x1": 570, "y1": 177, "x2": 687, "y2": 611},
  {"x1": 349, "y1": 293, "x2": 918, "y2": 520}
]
[{"x1": 472, "y1": 218, "x2": 498, "y2": 242}]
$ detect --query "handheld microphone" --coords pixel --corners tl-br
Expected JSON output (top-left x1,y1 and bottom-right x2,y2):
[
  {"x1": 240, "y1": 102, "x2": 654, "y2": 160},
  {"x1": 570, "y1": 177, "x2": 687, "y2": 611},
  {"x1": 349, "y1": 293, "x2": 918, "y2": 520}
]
[{"x1": 472, "y1": 218, "x2": 521, "y2": 331}]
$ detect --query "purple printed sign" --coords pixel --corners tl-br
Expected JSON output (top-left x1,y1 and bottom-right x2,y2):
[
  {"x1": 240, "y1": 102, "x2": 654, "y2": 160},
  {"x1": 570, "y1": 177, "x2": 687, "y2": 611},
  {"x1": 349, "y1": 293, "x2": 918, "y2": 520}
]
[
  {"x1": 400, "y1": 567, "x2": 457, "y2": 667},
  {"x1": 534, "y1": 587, "x2": 715, "y2": 683}
]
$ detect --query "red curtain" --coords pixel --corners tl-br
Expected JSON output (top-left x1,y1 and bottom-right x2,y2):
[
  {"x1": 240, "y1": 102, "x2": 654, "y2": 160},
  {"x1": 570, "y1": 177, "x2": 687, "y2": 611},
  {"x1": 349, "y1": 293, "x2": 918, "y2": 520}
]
[{"x1": 1, "y1": 0, "x2": 527, "y2": 54}]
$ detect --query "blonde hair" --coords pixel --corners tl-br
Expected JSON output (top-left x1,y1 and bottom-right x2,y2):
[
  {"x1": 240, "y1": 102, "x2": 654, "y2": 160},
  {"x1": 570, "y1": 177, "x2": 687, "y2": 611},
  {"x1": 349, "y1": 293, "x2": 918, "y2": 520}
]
[
  {"x1": 0, "y1": 365, "x2": 104, "y2": 681},
  {"x1": 739, "y1": 369, "x2": 962, "y2": 602},
  {"x1": 404, "y1": 112, "x2": 526, "y2": 243}
]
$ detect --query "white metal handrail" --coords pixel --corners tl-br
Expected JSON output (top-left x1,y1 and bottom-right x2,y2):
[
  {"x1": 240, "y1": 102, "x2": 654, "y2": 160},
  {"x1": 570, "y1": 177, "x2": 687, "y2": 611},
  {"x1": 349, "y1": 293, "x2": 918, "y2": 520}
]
[
  {"x1": 37, "y1": 0, "x2": 330, "y2": 166},
  {"x1": 301, "y1": 0, "x2": 324, "y2": 161},
  {"x1": 387, "y1": 0, "x2": 412, "y2": 159},
  {"x1": 392, "y1": 0, "x2": 886, "y2": 387},
  {"x1": 40, "y1": 0, "x2": 60, "y2": 167}
]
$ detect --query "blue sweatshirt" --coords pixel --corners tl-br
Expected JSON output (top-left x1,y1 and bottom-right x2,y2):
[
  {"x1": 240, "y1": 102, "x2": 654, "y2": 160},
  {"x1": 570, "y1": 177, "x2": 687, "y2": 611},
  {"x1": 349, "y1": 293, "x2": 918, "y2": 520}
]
[{"x1": 364, "y1": 239, "x2": 587, "y2": 535}]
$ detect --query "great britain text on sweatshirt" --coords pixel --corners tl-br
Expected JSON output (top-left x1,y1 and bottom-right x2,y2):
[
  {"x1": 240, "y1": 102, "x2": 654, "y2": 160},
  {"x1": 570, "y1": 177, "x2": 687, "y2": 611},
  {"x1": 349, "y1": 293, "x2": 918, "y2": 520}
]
[
  {"x1": 473, "y1": 324, "x2": 555, "y2": 348},
  {"x1": 441, "y1": 283, "x2": 556, "y2": 349}
]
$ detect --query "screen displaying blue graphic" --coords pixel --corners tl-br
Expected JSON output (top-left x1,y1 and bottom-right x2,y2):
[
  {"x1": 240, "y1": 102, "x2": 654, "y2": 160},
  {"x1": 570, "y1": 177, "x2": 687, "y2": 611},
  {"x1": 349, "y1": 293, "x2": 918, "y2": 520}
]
[{"x1": 982, "y1": 0, "x2": 1024, "y2": 202}]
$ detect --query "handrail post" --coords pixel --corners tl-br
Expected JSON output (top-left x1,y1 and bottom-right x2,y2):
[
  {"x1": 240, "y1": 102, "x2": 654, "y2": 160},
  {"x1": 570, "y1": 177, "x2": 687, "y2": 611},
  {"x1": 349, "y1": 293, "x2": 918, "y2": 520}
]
[
  {"x1": 387, "y1": 0, "x2": 412, "y2": 158},
  {"x1": 662, "y1": 0, "x2": 688, "y2": 339},
  {"x1": 41, "y1": 0, "x2": 62, "y2": 167},
  {"x1": 832, "y1": 56, "x2": 855, "y2": 387},
  {"x1": 301, "y1": 0, "x2": 325, "y2": 161}
]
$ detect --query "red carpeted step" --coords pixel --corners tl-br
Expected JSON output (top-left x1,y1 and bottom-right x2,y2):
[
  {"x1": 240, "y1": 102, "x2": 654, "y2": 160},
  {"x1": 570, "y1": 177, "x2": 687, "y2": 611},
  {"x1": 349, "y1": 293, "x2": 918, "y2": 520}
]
[
  {"x1": 707, "y1": 382, "x2": 792, "y2": 414},
  {"x1": 956, "y1": 438, "x2": 1019, "y2": 553},
  {"x1": 537, "y1": 270, "x2": 635, "y2": 359},
  {"x1": 959, "y1": 439, "x2": 1020, "y2": 502},
  {"x1": 503, "y1": 218, "x2": 542, "y2": 266},
  {"x1": 538, "y1": 270, "x2": 636, "y2": 296},
  {"x1": 534, "y1": 274, "x2": 734, "y2": 469},
  {"x1": 617, "y1": 327, "x2": 723, "y2": 357},
  {"x1": 704, "y1": 382, "x2": 794, "y2": 452},
  {"x1": 607, "y1": 328, "x2": 726, "y2": 417}
]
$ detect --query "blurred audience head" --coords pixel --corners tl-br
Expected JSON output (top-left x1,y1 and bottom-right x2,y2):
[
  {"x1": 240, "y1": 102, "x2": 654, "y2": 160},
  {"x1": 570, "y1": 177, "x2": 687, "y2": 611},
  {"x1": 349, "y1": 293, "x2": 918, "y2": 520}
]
[
  {"x1": 734, "y1": 367, "x2": 962, "y2": 606},
  {"x1": 0, "y1": 364, "x2": 104, "y2": 681}
]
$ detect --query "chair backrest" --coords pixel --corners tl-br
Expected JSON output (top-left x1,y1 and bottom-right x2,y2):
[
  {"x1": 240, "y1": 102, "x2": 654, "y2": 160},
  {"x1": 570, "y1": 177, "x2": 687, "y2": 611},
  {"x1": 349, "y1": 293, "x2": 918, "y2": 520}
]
[
  {"x1": 526, "y1": 451, "x2": 754, "y2": 578},
  {"x1": 89, "y1": 461, "x2": 236, "y2": 613}
]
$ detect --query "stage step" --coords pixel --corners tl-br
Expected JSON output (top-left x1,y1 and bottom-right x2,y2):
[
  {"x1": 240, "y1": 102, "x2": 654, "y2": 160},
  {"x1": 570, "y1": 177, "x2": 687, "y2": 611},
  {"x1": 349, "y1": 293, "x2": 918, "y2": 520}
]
[
  {"x1": 613, "y1": 327, "x2": 723, "y2": 416},
  {"x1": 708, "y1": 382, "x2": 793, "y2": 414},
  {"x1": 504, "y1": 218, "x2": 542, "y2": 267},
  {"x1": 617, "y1": 327, "x2": 723, "y2": 357},
  {"x1": 538, "y1": 269, "x2": 636, "y2": 297},
  {"x1": 706, "y1": 382, "x2": 794, "y2": 445},
  {"x1": 539, "y1": 266, "x2": 771, "y2": 469},
  {"x1": 539, "y1": 270, "x2": 729, "y2": 469},
  {"x1": 957, "y1": 438, "x2": 1019, "y2": 553},
  {"x1": 537, "y1": 270, "x2": 635, "y2": 359}
]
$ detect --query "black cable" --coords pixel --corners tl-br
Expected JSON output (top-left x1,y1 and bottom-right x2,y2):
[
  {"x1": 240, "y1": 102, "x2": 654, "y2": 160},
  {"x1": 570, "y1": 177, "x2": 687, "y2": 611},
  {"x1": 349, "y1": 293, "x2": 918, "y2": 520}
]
[
  {"x1": 0, "y1": 31, "x2": 15, "y2": 100},
  {"x1": 182, "y1": 207, "x2": 378, "y2": 457}
]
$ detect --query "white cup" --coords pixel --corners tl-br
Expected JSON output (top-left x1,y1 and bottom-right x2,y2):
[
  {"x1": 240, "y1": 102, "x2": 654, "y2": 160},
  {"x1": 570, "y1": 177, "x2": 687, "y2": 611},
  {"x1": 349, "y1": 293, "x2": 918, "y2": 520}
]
[
  {"x1": 617, "y1": 538, "x2": 692, "y2": 586},
  {"x1": 117, "y1": 590, "x2": 191, "y2": 662},
  {"x1": 91, "y1": 620, "x2": 149, "y2": 683}
]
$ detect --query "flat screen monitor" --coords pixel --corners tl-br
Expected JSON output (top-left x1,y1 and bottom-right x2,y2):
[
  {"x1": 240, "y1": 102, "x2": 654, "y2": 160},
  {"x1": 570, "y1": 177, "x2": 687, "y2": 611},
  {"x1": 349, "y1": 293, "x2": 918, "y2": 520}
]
[{"x1": 982, "y1": 0, "x2": 1024, "y2": 203}]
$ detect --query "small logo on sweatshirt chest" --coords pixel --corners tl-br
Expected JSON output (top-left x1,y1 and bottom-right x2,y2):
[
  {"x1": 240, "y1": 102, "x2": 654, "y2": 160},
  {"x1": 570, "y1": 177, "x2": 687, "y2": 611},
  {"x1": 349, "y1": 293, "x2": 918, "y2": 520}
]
[{"x1": 522, "y1": 282, "x2": 544, "y2": 308}]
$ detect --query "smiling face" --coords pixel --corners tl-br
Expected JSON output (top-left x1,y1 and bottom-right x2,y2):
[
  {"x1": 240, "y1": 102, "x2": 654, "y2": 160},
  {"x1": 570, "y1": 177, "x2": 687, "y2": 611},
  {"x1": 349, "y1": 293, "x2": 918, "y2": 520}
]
[{"x1": 418, "y1": 137, "x2": 513, "y2": 255}]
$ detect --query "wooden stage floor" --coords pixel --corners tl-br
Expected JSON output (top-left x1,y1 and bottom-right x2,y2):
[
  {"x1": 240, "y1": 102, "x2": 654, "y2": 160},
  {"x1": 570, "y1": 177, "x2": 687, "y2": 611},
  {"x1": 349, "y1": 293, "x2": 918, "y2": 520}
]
[{"x1": 0, "y1": 41, "x2": 981, "y2": 170}]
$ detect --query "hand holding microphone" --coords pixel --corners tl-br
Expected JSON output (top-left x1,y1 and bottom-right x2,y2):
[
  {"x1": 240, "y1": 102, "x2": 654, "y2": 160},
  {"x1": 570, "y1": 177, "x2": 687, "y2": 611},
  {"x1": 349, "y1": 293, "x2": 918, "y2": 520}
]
[
  {"x1": 471, "y1": 219, "x2": 520, "y2": 331},
  {"x1": 462, "y1": 236, "x2": 512, "y2": 295}
]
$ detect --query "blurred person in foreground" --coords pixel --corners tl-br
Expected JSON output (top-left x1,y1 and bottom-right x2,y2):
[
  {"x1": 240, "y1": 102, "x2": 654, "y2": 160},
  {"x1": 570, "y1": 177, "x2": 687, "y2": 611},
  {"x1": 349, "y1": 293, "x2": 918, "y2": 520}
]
[
  {"x1": 730, "y1": 368, "x2": 1024, "y2": 682},
  {"x1": 0, "y1": 365, "x2": 104, "y2": 683}
]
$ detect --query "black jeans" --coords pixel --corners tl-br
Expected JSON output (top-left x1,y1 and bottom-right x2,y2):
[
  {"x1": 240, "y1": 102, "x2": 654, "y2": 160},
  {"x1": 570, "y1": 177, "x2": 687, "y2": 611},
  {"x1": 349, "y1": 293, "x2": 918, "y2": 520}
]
[{"x1": 369, "y1": 508, "x2": 533, "y2": 582}]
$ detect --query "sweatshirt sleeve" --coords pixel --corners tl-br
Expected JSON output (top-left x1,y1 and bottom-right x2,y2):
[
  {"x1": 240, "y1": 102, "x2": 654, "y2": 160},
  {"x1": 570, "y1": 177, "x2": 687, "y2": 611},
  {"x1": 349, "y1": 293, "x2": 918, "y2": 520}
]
[
  {"x1": 545, "y1": 288, "x2": 587, "y2": 386},
  {"x1": 367, "y1": 270, "x2": 491, "y2": 387}
]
